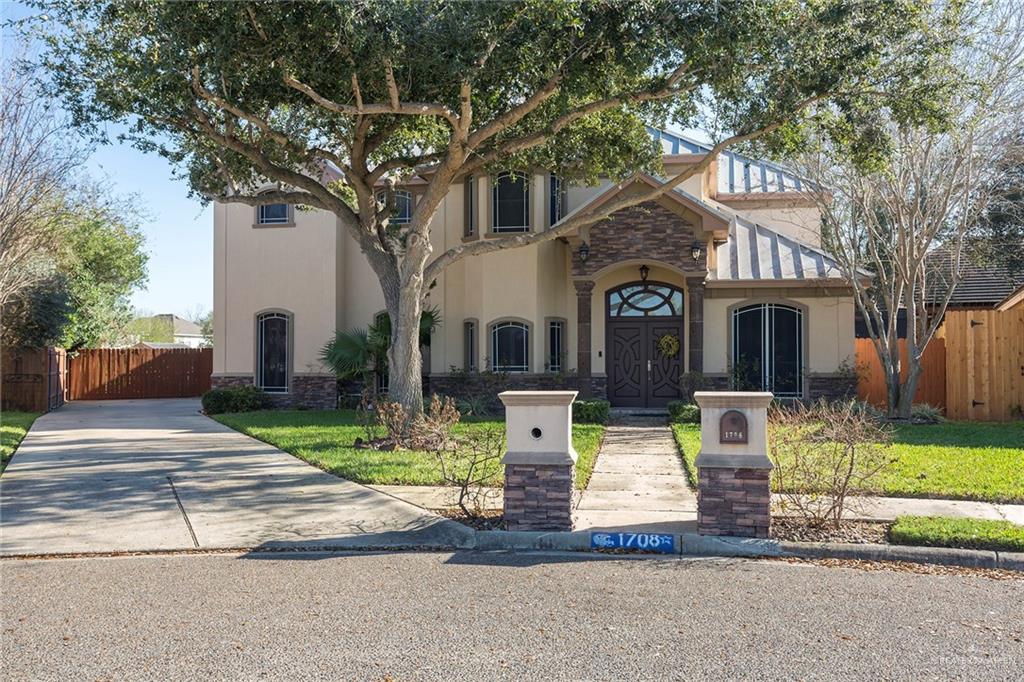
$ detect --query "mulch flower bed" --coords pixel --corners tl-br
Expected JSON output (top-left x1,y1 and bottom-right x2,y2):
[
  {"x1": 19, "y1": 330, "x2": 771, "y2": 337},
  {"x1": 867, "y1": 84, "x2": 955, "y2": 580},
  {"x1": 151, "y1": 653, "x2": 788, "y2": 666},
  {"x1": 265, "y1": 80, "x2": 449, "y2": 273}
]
[
  {"x1": 771, "y1": 517, "x2": 891, "y2": 544},
  {"x1": 434, "y1": 508, "x2": 506, "y2": 531}
]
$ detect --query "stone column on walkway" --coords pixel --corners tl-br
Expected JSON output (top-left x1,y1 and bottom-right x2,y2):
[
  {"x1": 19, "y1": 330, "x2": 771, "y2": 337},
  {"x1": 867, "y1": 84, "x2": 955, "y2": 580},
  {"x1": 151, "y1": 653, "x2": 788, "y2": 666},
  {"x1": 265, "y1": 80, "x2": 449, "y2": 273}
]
[
  {"x1": 573, "y1": 280, "x2": 594, "y2": 399},
  {"x1": 685, "y1": 276, "x2": 705, "y2": 374},
  {"x1": 693, "y1": 391, "x2": 773, "y2": 538},
  {"x1": 500, "y1": 390, "x2": 578, "y2": 532}
]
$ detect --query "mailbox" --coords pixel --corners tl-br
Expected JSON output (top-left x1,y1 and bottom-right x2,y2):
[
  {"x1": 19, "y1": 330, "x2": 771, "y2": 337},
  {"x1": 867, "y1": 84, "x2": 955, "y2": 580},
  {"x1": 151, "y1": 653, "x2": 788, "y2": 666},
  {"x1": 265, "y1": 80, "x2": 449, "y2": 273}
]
[{"x1": 719, "y1": 410, "x2": 748, "y2": 444}]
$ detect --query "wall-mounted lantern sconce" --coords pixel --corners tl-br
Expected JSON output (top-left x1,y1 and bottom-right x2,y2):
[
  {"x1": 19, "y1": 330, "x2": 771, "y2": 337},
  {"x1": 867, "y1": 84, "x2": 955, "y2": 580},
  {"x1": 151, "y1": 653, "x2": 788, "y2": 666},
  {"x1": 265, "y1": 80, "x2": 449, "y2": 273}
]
[
  {"x1": 578, "y1": 242, "x2": 590, "y2": 262},
  {"x1": 639, "y1": 264, "x2": 650, "y2": 281},
  {"x1": 691, "y1": 240, "x2": 704, "y2": 262}
]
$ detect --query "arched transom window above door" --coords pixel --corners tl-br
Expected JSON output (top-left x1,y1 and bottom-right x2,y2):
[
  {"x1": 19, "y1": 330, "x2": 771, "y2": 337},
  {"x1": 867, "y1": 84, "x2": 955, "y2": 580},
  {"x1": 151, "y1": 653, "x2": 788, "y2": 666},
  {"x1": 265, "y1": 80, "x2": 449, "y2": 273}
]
[{"x1": 607, "y1": 283, "x2": 684, "y2": 317}]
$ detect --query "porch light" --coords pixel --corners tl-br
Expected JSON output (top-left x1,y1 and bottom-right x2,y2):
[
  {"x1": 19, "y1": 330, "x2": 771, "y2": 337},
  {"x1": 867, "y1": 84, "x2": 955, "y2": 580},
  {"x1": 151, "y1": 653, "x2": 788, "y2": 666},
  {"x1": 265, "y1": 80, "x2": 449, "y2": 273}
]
[
  {"x1": 639, "y1": 264, "x2": 650, "y2": 281},
  {"x1": 691, "y1": 240, "x2": 704, "y2": 262},
  {"x1": 578, "y1": 242, "x2": 590, "y2": 262}
]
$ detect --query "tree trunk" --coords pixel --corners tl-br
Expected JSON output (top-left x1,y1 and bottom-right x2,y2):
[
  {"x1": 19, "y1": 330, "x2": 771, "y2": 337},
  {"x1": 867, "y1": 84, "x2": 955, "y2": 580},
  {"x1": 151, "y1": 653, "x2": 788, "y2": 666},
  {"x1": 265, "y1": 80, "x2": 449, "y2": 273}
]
[
  {"x1": 895, "y1": 364, "x2": 922, "y2": 421},
  {"x1": 385, "y1": 280, "x2": 425, "y2": 417}
]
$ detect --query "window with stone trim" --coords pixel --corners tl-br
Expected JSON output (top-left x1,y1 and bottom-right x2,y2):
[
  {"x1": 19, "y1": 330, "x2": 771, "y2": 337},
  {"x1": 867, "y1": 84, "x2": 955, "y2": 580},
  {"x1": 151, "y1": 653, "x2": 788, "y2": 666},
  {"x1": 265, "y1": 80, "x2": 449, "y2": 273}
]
[
  {"x1": 491, "y1": 171, "x2": 530, "y2": 232},
  {"x1": 256, "y1": 312, "x2": 290, "y2": 392},
  {"x1": 490, "y1": 320, "x2": 529, "y2": 372},
  {"x1": 256, "y1": 190, "x2": 290, "y2": 225}
]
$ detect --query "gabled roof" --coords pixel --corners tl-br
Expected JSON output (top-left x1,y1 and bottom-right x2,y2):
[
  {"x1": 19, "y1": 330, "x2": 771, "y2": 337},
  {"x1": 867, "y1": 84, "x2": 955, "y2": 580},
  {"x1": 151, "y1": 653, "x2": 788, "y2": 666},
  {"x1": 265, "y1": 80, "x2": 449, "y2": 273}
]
[
  {"x1": 713, "y1": 216, "x2": 853, "y2": 283},
  {"x1": 926, "y1": 249, "x2": 1023, "y2": 307},
  {"x1": 651, "y1": 128, "x2": 811, "y2": 195}
]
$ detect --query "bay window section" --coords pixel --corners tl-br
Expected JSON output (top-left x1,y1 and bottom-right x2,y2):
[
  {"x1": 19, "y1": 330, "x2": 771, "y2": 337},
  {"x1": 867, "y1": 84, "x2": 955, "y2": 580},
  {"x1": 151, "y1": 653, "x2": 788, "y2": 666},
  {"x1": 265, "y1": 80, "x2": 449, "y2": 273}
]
[
  {"x1": 490, "y1": 321, "x2": 529, "y2": 372},
  {"x1": 491, "y1": 171, "x2": 530, "y2": 233}
]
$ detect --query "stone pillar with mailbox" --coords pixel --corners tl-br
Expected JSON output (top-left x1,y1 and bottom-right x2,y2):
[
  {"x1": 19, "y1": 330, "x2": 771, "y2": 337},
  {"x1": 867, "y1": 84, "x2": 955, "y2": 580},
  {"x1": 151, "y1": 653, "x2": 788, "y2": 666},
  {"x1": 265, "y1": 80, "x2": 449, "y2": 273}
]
[
  {"x1": 499, "y1": 390, "x2": 578, "y2": 532},
  {"x1": 693, "y1": 391, "x2": 774, "y2": 538}
]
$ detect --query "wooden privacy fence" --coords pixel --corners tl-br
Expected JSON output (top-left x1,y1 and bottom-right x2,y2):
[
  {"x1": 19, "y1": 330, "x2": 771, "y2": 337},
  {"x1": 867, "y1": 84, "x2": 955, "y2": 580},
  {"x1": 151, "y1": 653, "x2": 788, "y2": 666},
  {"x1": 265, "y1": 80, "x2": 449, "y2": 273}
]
[
  {"x1": 943, "y1": 307, "x2": 1024, "y2": 421},
  {"x1": 1, "y1": 347, "x2": 68, "y2": 413},
  {"x1": 856, "y1": 338, "x2": 947, "y2": 410},
  {"x1": 69, "y1": 348, "x2": 212, "y2": 400}
]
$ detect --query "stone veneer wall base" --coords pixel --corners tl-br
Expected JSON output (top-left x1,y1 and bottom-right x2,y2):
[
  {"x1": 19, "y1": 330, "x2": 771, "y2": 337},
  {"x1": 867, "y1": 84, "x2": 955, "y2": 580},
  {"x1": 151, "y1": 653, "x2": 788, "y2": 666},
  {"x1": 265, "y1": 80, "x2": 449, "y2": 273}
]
[{"x1": 210, "y1": 374, "x2": 337, "y2": 410}]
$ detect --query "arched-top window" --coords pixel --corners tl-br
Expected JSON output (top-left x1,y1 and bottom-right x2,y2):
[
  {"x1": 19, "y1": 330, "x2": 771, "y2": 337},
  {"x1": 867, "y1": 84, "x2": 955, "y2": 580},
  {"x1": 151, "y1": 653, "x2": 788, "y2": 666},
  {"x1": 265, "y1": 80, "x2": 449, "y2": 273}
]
[
  {"x1": 492, "y1": 171, "x2": 530, "y2": 233},
  {"x1": 376, "y1": 190, "x2": 413, "y2": 225},
  {"x1": 489, "y1": 320, "x2": 530, "y2": 372},
  {"x1": 732, "y1": 303, "x2": 803, "y2": 397},
  {"x1": 256, "y1": 312, "x2": 290, "y2": 392},
  {"x1": 608, "y1": 283, "x2": 683, "y2": 317},
  {"x1": 256, "y1": 191, "x2": 290, "y2": 225}
]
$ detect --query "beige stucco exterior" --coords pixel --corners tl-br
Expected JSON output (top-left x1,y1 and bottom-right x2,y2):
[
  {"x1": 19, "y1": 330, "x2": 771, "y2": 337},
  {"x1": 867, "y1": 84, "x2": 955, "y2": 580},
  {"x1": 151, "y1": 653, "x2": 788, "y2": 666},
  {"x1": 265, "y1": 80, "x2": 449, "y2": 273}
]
[{"x1": 213, "y1": 140, "x2": 857, "y2": 406}]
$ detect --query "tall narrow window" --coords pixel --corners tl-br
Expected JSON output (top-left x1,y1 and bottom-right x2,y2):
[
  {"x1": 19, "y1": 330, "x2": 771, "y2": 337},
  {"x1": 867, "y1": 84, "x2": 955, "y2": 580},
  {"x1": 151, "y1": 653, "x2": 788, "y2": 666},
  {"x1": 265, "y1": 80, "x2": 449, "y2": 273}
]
[
  {"x1": 547, "y1": 320, "x2": 564, "y2": 373},
  {"x1": 463, "y1": 175, "x2": 476, "y2": 237},
  {"x1": 490, "y1": 321, "x2": 529, "y2": 372},
  {"x1": 492, "y1": 171, "x2": 529, "y2": 233},
  {"x1": 732, "y1": 303, "x2": 803, "y2": 397},
  {"x1": 548, "y1": 174, "x2": 566, "y2": 226},
  {"x1": 257, "y1": 312, "x2": 289, "y2": 392},
  {"x1": 463, "y1": 320, "x2": 477, "y2": 371}
]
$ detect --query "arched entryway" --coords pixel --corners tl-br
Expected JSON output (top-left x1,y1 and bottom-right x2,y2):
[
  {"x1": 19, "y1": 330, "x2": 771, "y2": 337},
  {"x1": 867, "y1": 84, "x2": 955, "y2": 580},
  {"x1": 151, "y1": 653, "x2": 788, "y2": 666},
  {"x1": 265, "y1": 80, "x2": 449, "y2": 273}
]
[{"x1": 606, "y1": 281, "x2": 684, "y2": 407}]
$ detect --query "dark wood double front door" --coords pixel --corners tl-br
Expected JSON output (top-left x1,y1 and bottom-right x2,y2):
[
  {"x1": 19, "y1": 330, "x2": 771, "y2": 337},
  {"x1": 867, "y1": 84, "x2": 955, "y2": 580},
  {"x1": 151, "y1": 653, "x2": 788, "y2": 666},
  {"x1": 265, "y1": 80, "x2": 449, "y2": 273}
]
[{"x1": 606, "y1": 282, "x2": 684, "y2": 408}]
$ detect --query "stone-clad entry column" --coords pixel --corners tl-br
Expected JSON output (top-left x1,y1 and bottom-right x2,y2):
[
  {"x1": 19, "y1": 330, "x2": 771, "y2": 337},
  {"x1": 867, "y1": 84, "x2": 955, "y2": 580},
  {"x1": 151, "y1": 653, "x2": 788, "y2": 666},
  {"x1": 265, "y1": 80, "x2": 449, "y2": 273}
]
[
  {"x1": 500, "y1": 391, "x2": 578, "y2": 532},
  {"x1": 573, "y1": 280, "x2": 595, "y2": 399},
  {"x1": 693, "y1": 392, "x2": 773, "y2": 538},
  {"x1": 685, "y1": 277, "x2": 705, "y2": 373}
]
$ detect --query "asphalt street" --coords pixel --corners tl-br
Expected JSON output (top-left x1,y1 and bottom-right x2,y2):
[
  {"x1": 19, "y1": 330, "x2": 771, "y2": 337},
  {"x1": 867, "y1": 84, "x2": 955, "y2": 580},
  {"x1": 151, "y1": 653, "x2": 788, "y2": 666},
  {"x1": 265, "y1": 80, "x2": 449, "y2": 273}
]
[{"x1": 2, "y1": 551, "x2": 1021, "y2": 681}]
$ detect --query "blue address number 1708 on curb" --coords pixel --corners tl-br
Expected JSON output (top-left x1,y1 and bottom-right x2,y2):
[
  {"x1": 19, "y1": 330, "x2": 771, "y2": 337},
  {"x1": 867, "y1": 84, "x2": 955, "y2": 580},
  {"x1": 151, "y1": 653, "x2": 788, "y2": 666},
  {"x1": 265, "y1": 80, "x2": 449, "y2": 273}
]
[{"x1": 591, "y1": 532, "x2": 675, "y2": 553}]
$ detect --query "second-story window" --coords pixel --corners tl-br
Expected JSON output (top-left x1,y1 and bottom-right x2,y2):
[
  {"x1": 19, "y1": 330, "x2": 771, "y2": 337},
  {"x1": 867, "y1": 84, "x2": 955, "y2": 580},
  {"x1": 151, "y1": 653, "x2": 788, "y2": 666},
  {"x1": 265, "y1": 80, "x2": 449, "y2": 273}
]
[
  {"x1": 492, "y1": 171, "x2": 529, "y2": 233},
  {"x1": 549, "y1": 174, "x2": 566, "y2": 226},
  {"x1": 257, "y1": 201, "x2": 290, "y2": 225},
  {"x1": 376, "y1": 190, "x2": 413, "y2": 225},
  {"x1": 463, "y1": 175, "x2": 476, "y2": 237}
]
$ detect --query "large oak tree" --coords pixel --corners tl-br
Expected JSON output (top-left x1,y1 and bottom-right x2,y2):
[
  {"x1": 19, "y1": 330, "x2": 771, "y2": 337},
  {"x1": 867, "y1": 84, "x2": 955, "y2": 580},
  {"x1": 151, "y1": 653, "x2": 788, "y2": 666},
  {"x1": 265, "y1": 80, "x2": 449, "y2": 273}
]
[{"x1": 31, "y1": 0, "x2": 964, "y2": 413}]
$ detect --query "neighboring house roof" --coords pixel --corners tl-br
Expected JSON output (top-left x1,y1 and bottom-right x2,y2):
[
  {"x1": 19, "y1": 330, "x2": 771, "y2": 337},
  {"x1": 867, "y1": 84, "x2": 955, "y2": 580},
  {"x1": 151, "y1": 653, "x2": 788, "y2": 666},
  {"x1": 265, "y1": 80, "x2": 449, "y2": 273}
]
[
  {"x1": 926, "y1": 250, "x2": 1023, "y2": 307},
  {"x1": 133, "y1": 341, "x2": 190, "y2": 349},
  {"x1": 144, "y1": 314, "x2": 203, "y2": 337},
  {"x1": 713, "y1": 216, "x2": 850, "y2": 283},
  {"x1": 998, "y1": 284, "x2": 1024, "y2": 311}
]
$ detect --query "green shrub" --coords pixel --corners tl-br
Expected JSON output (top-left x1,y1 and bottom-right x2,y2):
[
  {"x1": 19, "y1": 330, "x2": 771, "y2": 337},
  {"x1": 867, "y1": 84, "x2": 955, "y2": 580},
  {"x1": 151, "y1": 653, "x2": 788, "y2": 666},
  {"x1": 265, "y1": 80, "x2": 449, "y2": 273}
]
[
  {"x1": 910, "y1": 403, "x2": 945, "y2": 424},
  {"x1": 573, "y1": 400, "x2": 610, "y2": 424},
  {"x1": 667, "y1": 401, "x2": 700, "y2": 423},
  {"x1": 201, "y1": 386, "x2": 268, "y2": 415}
]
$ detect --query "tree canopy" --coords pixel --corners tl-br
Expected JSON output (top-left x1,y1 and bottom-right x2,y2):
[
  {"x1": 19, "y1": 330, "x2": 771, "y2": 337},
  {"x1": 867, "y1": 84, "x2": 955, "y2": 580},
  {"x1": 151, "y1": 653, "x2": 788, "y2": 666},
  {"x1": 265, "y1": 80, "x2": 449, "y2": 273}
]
[{"x1": 27, "y1": 0, "x2": 970, "y2": 411}]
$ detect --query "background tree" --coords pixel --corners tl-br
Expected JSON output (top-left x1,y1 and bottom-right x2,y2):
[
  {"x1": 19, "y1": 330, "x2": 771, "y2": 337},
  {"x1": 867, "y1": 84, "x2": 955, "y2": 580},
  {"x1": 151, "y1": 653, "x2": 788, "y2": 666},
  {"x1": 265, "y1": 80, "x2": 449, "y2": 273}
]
[
  {"x1": 32, "y1": 0, "x2": 965, "y2": 413},
  {"x1": 126, "y1": 312, "x2": 175, "y2": 345},
  {"x1": 0, "y1": 56, "x2": 148, "y2": 350},
  {"x1": 968, "y1": 132, "x2": 1024, "y2": 278},
  {"x1": 795, "y1": 2, "x2": 1024, "y2": 419}
]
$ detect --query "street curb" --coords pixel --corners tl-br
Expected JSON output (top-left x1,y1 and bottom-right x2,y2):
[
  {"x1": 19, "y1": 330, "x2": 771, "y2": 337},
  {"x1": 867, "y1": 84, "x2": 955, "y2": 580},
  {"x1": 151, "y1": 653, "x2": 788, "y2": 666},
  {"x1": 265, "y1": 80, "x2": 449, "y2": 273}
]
[
  {"x1": 996, "y1": 551, "x2": 1024, "y2": 571},
  {"x1": 777, "y1": 541, "x2": 999, "y2": 569}
]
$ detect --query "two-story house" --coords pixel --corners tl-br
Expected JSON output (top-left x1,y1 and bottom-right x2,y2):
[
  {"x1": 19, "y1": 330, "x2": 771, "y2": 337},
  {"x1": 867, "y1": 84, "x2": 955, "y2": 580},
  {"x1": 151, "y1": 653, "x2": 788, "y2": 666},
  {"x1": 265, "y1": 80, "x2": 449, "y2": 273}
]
[{"x1": 211, "y1": 129, "x2": 857, "y2": 409}]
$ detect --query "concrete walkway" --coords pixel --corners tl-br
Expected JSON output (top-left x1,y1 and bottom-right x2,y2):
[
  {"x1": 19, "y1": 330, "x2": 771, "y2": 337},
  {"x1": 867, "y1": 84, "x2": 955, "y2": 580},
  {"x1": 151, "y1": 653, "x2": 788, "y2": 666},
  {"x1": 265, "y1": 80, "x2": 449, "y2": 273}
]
[
  {"x1": 574, "y1": 417, "x2": 697, "y2": 533},
  {"x1": 0, "y1": 399, "x2": 472, "y2": 555}
]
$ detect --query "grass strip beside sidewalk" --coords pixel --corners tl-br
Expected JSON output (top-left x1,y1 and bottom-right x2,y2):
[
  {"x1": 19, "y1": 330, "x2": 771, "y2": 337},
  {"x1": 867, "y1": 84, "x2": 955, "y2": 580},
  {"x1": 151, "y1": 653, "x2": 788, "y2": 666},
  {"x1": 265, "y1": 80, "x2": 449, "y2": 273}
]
[
  {"x1": 889, "y1": 515, "x2": 1024, "y2": 554},
  {"x1": 1, "y1": 411, "x2": 41, "y2": 473}
]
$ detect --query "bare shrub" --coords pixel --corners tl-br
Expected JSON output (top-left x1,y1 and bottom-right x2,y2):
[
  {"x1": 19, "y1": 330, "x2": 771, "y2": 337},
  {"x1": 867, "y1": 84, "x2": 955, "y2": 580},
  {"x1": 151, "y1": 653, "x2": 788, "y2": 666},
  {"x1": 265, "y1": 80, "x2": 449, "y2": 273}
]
[
  {"x1": 374, "y1": 399, "x2": 409, "y2": 448},
  {"x1": 434, "y1": 426, "x2": 505, "y2": 518},
  {"x1": 409, "y1": 394, "x2": 461, "y2": 451},
  {"x1": 769, "y1": 400, "x2": 894, "y2": 528},
  {"x1": 354, "y1": 389, "x2": 382, "y2": 445}
]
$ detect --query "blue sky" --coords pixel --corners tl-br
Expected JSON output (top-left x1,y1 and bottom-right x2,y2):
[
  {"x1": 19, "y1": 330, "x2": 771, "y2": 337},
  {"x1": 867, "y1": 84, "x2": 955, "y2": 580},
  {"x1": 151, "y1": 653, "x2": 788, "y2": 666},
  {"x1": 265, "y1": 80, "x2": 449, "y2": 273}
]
[{"x1": 3, "y1": 2, "x2": 212, "y2": 319}]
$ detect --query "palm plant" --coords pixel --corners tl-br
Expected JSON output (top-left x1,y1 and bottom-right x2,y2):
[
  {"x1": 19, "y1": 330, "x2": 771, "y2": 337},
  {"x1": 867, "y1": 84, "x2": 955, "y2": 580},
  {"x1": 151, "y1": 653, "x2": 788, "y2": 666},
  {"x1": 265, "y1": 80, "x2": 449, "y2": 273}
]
[{"x1": 321, "y1": 307, "x2": 440, "y2": 394}]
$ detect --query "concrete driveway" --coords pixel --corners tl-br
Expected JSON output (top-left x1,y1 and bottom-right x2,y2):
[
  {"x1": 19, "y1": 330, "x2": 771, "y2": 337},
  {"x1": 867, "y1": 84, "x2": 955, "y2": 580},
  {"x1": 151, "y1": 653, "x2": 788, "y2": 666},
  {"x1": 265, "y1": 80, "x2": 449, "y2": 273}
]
[{"x1": 0, "y1": 399, "x2": 472, "y2": 555}]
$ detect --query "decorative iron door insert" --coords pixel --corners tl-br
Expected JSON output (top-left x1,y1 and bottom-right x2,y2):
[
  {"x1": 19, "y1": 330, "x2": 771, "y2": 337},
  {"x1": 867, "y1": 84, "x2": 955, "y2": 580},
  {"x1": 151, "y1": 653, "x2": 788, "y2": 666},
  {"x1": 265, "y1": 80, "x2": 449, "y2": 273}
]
[{"x1": 606, "y1": 282, "x2": 684, "y2": 407}]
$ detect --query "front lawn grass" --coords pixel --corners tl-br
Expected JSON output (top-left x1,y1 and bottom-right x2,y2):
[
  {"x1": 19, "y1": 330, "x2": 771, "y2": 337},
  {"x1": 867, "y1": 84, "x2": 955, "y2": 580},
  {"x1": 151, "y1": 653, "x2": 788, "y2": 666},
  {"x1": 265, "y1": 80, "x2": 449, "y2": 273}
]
[
  {"x1": 213, "y1": 409, "x2": 604, "y2": 489},
  {"x1": 889, "y1": 515, "x2": 1024, "y2": 553},
  {"x1": 1, "y1": 411, "x2": 41, "y2": 472},
  {"x1": 672, "y1": 421, "x2": 1024, "y2": 503}
]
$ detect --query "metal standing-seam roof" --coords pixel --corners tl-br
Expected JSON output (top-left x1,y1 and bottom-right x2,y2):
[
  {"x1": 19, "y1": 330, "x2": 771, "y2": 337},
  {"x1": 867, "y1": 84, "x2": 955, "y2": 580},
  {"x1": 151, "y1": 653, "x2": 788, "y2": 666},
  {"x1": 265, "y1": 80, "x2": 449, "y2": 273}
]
[{"x1": 714, "y1": 217, "x2": 851, "y2": 282}]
